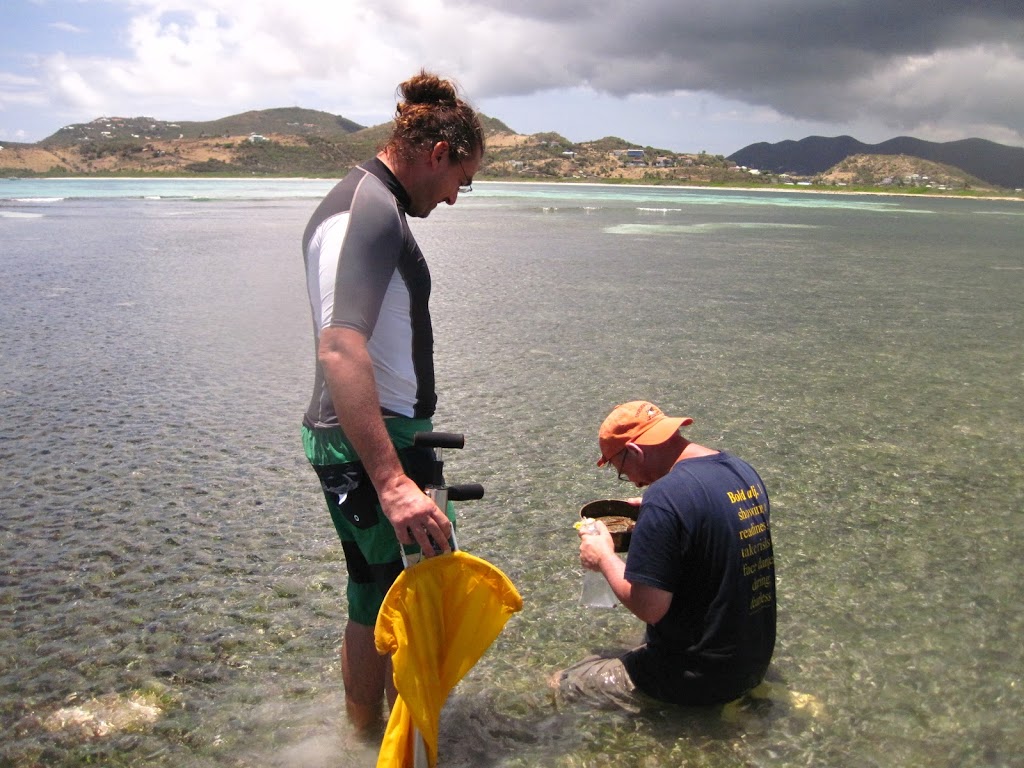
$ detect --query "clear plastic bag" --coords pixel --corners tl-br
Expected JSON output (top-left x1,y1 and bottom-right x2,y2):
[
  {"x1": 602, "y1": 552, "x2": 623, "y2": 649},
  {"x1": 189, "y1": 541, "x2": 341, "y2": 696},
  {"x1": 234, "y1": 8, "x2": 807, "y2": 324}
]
[
  {"x1": 580, "y1": 569, "x2": 618, "y2": 608},
  {"x1": 577, "y1": 518, "x2": 618, "y2": 608}
]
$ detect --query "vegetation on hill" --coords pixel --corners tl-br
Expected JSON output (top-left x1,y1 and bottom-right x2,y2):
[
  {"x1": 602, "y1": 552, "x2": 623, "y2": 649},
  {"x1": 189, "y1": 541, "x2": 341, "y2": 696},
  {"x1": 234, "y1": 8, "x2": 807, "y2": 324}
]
[
  {"x1": 815, "y1": 154, "x2": 990, "y2": 191},
  {"x1": 37, "y1": 108, "x2": 363, "y2": 147},
  {"x1": 730, "y1": 135, "x2": 1024, "y2": 190},
  {"x1": 184, "y1": 108, "x2": 364, "y2": 140},
  {"x1": 1, "y1": 109, "x2": 1021, "y2": 197}
]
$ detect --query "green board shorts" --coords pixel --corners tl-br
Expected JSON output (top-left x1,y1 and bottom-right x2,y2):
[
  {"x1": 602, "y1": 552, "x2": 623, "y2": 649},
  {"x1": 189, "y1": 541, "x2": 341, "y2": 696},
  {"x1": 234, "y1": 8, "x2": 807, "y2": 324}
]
[{"x1": 303, "y1": 419, "x2": 456, "y2": 626}]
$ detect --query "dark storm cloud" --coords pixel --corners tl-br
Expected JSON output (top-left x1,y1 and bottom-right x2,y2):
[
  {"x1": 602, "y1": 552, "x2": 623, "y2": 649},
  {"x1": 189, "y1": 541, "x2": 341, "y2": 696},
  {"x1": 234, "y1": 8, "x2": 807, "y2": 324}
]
[{"x1": 470, "y1": 0, "x2": 1024, "y2": 139}]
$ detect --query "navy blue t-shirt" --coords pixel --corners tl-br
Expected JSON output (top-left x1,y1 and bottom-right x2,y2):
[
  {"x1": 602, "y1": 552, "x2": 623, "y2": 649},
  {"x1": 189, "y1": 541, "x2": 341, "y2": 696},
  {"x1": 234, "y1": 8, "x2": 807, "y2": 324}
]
[{"x1": 622, "y1": 451, "x2": 776, "y2": 705}]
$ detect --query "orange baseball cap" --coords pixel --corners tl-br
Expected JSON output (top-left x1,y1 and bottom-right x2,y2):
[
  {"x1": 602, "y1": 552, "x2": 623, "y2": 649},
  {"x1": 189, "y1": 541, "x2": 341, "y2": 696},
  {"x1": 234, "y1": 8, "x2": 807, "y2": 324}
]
[{"x1": 597, "y1": 401, "x2": 693, "y2": 466}]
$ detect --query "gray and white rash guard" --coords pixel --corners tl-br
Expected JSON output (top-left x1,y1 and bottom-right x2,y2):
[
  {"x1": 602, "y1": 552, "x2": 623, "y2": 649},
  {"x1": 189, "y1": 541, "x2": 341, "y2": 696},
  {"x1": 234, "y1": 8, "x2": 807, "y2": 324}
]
[{"x1": 302, "y1": 158, "x2": 435, "y2": 428}]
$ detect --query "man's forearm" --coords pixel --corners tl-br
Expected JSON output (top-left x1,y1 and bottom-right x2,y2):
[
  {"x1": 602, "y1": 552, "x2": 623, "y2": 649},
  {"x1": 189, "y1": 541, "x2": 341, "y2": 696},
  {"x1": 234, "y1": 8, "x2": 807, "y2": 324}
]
[
  {"x1": 317, "y1": 326, "x2": 450, "y2": 553},
  {"x1": 318, "y1": 329, "x2": 405, "y2": 496}
]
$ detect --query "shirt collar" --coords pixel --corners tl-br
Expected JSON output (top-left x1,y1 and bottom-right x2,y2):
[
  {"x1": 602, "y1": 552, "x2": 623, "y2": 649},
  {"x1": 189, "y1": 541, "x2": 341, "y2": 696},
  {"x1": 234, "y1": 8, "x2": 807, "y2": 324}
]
[{"x1": 364, "y1": 156, "x2": 411, "y2": 212}]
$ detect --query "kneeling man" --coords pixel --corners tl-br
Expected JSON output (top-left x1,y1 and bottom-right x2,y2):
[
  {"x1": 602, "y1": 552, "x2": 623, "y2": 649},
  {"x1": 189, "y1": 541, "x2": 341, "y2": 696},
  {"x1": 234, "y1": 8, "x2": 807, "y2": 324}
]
[{"x1": 555, "y1": 401, "x2": 777, "y2": 711}]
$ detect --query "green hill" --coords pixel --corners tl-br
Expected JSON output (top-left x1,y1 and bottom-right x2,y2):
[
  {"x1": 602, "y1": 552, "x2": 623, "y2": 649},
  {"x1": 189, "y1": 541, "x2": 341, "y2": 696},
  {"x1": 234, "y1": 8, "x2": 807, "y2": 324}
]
[
  {"x1": 179, "y1": 107, "x2": 364, "y2": 139},
  {"x1": 39, "y1": 108, "x2": 365, "y2": 147},
  {"x1": 3, "y1": 108, "x2": 1019, "y2": 196},
  {"x1": 730, "y1": 135, "x2": 1024, "y2": 189}
]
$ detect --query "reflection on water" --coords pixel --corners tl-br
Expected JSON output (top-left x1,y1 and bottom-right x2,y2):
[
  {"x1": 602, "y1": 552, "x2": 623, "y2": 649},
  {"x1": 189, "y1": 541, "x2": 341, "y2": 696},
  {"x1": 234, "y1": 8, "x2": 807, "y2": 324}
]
[{"x1": 0, "y1": 186, "x2": 1022, "y2": 767}]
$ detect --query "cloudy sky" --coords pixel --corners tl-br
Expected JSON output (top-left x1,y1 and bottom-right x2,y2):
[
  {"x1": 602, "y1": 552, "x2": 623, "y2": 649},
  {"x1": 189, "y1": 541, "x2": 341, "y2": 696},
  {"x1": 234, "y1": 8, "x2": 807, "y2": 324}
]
[{"x1": 3, "y1": 0, "x2": 1023, "y2": 155}]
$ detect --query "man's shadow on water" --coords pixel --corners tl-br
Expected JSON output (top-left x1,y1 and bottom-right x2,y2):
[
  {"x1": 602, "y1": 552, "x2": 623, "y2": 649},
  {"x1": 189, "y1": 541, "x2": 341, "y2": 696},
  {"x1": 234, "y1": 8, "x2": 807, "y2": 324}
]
[{"x1": 435, "y1": 661, "x2": 824, "y2": 768}]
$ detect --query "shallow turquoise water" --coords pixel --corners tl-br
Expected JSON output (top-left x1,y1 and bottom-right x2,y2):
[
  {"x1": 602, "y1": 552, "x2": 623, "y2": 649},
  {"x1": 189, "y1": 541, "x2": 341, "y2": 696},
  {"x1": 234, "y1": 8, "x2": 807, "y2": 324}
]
[{"x1": 1, "y1": 181, "x2": 1021, "y2": 767}]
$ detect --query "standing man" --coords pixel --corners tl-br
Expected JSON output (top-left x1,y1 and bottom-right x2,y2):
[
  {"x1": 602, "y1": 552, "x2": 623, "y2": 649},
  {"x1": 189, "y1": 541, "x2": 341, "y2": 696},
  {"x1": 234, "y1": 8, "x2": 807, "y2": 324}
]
[
  {"x1": 555, "y1": 401, "x2": 776, "y2": 711},
  {"x1": 301, "y1": 70, "x2": 484, "y2": 730}
]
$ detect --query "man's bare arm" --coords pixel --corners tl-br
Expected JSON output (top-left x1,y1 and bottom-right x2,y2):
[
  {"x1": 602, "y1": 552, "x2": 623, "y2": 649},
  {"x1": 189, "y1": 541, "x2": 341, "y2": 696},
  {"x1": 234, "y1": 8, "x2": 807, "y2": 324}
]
[
  {"x1": 579, "y1": 521, "x2": 672, "y2": 623},
  {"x1": 318, "y1": 326, "x2": 451, "y2": 554}
]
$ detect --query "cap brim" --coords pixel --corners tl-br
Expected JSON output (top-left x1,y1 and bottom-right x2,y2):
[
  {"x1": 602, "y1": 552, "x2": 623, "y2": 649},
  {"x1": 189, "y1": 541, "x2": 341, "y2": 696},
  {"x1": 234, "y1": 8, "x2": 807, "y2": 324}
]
[{"x1": 633, "y1": 416, "x2": 693, "y2": 446}]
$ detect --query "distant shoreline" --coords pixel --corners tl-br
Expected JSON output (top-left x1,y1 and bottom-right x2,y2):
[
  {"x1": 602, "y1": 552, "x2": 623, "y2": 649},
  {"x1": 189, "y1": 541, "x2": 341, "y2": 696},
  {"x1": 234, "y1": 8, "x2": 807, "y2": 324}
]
[
  {"x1": 5, "y1": 175, "x2": 1022, "y2": 202},
  {"x1": 482, "y1": 179, "x2": 1024, "y2": 202}
]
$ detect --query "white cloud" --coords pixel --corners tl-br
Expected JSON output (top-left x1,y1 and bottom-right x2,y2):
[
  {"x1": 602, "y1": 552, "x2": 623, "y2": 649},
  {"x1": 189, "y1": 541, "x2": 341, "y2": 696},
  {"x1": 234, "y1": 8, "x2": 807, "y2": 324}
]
[
  {"x1": 49, "y1": 21, "x2": 85, "y2": 34},
  {"x1": 0, "y1": 71, "x2": 47, "y2": 113},
  {"x1": 45, "y1": 53, "x2": 106, "y2": 112},
  {"x1": 3, "y1": 0, "x2": 1022, "y2": 148}
]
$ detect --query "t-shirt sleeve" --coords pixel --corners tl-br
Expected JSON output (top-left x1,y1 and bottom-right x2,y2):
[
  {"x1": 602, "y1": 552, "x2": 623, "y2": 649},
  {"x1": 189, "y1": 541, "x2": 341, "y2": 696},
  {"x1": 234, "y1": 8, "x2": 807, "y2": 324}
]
[
  {"x1": 328, "y1": 179, "x2": 403, "y2": 336},
  {"x1": 624, "y1": 493, "x2": 687, "y2": 593}
]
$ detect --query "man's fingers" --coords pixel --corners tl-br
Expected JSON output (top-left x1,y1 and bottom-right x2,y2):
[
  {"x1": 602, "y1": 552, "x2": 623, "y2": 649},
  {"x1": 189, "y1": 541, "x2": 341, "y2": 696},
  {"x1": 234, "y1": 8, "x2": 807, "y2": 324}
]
[
  {"x1": 404, "y1": 519, "x2": 451, "y2": 556},
  {"x1": 402, "y1": 524, "x2": 418, "y2": 546},
  {"x1": 424, "y1": 518, "x2": 451, "y2": 555}
]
